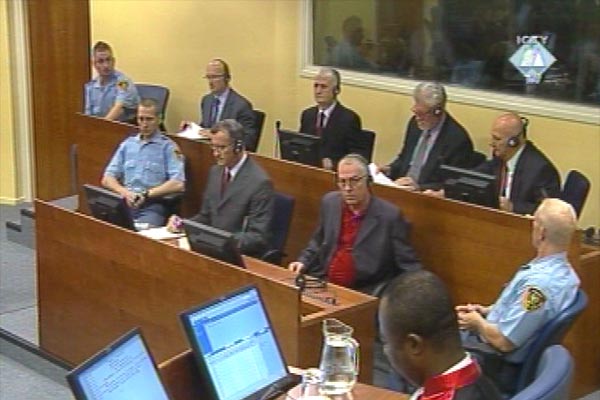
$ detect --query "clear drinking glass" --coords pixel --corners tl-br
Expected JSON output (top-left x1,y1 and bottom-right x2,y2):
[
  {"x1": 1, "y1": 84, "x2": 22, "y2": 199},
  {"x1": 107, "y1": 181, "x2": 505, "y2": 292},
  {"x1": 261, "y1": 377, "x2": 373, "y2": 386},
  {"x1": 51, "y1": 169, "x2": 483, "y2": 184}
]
[{"x1": 299, "y1": 368, "x2": 325, "y2": 399}]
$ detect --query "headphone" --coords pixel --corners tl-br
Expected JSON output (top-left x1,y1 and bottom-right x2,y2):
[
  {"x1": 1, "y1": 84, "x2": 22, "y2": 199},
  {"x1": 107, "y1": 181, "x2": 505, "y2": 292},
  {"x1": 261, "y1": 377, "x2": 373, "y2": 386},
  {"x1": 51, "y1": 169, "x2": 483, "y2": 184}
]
[
  {"x1": 212, "y1": 58, "x2": 231, "y2": 82},
  {"x1": 507, "y1": 117, "x2": 529, "y2": 148},
  {"x1": 336, "y1": 153, "x2": 373, "y2": 185},
  {"x1": 432, "y1": 106, "x2": 443, "y2": 116},
  {"x1": 331, "y1": 68, "x2": 341, "y2": 95}
]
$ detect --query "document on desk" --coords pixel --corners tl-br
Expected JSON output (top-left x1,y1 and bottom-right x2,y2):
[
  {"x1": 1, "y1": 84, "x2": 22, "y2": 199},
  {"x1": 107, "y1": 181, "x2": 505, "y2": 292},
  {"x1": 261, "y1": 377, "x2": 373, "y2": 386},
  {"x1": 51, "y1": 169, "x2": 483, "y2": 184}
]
[
  {"x1": 368, "y1": 163, "x2": 398, "y2": 188},
  {"x1": 137, "y1": 227, "x2": 184, "y2": 240},
  {"x1": 176, "y1": 122, "x2": 209, "y2": 141}
]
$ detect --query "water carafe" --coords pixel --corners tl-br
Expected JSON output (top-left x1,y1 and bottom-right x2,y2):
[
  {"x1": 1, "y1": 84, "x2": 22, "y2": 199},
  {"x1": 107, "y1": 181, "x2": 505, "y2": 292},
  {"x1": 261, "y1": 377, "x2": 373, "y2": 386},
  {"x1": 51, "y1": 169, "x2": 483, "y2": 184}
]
[{"x1": 318, "y1": 318, "x2": 359, "y2": 395}]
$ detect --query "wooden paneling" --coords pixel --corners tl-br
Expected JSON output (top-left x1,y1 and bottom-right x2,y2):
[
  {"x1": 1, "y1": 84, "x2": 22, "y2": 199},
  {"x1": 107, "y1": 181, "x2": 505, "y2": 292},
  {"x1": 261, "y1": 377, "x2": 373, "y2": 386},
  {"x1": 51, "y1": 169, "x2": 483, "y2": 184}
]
[{"x1": 28, "y1": 0, "x2": 90, "y2": 199}]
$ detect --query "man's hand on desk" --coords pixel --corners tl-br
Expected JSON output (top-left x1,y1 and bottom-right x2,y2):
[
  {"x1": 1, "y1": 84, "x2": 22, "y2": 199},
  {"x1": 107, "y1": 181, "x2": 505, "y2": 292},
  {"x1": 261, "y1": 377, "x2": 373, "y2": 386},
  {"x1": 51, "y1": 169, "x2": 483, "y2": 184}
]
[
  {"x1": 166, "y1": 214, "x2": 183, "y2": 233},
  {"x1": 423, "y1": 189, "x2": 444, "y2": 198},
  {"x1": 394, "y1": 176, "x2": 418, "y2": 191},
  {"x1": 288, "y1": 262, "x2": 306, "y2": 274},
  {"x1": 375, "y1": 164, "x2": 390, "y2": 175}
]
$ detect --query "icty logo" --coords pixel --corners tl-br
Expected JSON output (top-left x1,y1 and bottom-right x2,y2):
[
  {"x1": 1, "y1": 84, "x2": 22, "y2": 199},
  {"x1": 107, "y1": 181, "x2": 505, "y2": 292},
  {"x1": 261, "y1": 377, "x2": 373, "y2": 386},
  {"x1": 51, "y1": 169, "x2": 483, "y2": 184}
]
[{"x1": 510, "y1": 35, "x2": 556, "y2": 84}]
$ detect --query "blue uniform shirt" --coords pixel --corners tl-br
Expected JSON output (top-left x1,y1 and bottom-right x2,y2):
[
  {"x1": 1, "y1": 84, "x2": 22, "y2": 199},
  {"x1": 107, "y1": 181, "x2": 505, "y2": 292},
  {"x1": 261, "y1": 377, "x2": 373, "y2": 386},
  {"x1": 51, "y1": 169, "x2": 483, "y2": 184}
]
[
  {"x1": 486, "y1": 252, "x2": 580, "y2": 362},
  {"x1": 84, "y1": 70, "x2": 139, "y2": 122},
  {"x1": 103, "y1": 131, "x2": 185, "y2": 193}
]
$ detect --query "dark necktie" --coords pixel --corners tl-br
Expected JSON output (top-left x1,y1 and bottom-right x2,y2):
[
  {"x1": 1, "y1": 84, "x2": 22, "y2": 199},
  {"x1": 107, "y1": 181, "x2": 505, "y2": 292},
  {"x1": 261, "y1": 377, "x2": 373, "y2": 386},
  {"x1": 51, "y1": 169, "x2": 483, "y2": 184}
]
[
  {"x1": 315, "y1": 111, "x2": 325, "y2": 136},
  {"x1": 210, "y1": 97, "x2": 220, "y2": 127},
  {"x1": 220, "y1": 168, "x2": 231, "y2": 197}
]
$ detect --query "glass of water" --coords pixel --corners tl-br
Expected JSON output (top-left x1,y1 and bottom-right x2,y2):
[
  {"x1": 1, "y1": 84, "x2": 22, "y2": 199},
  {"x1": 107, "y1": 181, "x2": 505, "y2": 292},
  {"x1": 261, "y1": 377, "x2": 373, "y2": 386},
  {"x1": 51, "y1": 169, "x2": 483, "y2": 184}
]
[{"x1": 299, "y1": 368, "x2": 325, "y2": 399}]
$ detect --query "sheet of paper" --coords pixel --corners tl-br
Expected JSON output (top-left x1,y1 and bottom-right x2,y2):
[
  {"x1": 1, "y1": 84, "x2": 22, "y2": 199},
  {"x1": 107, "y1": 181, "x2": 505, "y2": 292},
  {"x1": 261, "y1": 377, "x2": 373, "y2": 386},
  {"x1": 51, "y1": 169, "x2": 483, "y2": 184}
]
[
  {"x1": 137, "y1": 226, "x2": 184, "y2": 240},
  {"x1": 368, "y1": 163, "x2": 398, "y2": 187},
  {"x1": 177, "y1": 122, "x2": 209, "y2": 140}
]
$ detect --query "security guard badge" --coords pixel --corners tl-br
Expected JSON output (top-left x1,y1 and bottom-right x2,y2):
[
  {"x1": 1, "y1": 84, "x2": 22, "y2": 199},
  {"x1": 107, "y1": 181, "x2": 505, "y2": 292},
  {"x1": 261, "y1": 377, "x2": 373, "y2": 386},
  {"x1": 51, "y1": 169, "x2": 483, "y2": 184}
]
[
  {"x1": 117, "y1": 79, "x2": 129, "y2": 91},
  {"x1": 522, "y1": 287, "x2": 546, "y2": 311}
]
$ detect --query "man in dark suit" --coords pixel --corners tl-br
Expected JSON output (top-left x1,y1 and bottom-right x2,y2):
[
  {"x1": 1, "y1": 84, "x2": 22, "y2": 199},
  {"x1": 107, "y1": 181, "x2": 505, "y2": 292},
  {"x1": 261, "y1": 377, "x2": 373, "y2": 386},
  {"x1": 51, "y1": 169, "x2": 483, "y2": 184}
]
[
  {"x1": 288, "y1": 154, "x2": 420, "y2": 294},
  {"x1": 381, "y1": 270, "x2": 502, "y2": 399},
  {"x1": 299, "y1": 68, "x2": 367, "y2": 170},
  {"x1": 168, "y1": 119, "x2": 273, "y2": 257},
  {"x1": 380, "y1": 82, "x2": 473, "y2": 191},
  {"x1": 182, "y1": 59, "x2": 256, "y2": 149},
  {"x1": 475, "y1": 113, "x2": 561, "y2": 215}
]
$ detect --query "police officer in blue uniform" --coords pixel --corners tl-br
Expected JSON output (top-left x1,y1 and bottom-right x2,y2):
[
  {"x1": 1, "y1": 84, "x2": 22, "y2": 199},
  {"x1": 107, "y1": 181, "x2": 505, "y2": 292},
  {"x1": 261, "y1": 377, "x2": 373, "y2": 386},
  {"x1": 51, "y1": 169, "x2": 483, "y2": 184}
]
[
  {"x1": 456, "y1": 198, "x2": 580, "y2": 394},
  {"x1": 102, "y1": 98, "x2": 185, "y2": 227},
  {"x1": 84, "y1": 41, "x2": 139, "y2": 122}
]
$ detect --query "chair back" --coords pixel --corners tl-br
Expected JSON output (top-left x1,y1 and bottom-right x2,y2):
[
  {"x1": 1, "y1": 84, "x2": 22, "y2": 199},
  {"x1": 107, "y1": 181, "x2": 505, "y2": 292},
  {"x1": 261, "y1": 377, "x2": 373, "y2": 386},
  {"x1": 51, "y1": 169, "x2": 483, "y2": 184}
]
[
  {"x1": 359, "y1": 129, "x2": 376, "y2": 162},
  {"x1": 247, "y1": 109, "x2": 266, "y2": 152},
  {"x1": 262, "y1": 192, "x2": 295, "y2": 265},
  {"x1": 560, "y1": 170, "x2": 590, "y2": 217},
  {"x1": 515, "y1": 289, "x2": 587, "y2": 391},
  {"x1": 510, "y1": 345, "x2": 574, "y2": 400},
  {"x1": 136, "y1": 84, "x2": 170, "y2": 129}
]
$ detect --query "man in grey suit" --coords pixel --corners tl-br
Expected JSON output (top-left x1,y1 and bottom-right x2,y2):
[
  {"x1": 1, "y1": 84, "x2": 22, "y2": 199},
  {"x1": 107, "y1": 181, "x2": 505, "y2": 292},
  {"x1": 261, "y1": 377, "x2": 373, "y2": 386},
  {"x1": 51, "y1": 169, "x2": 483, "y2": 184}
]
[
  {"x1": 168, "y1": 119, "x2": 273, "y2": 257},
  {"x1": 288, "y1": 154, "x2": 420, "y2": 294},
  {"x1": 181, "y1": 59, "x2": 256, "y2": 149}
]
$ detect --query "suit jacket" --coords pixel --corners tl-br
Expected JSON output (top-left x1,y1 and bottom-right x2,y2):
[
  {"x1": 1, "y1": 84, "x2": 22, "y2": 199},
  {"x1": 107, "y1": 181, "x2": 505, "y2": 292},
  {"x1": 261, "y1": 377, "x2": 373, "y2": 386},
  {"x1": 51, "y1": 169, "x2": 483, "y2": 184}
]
[
  {"x1": 475, "y1": 141, "x2": 561, "y2": 215},
  {"x1": 297, "y1": 192, "x2": 420, "y2": 293},
  {"x1": 451, "y1": 375, "x2": 503, "y2": 400},
  {"x1": 299, "y1": 102, "x2": 366, "y2": 165},
  {"x1": 191, "y1": 156, "x2": 273, "y2": 257},
  {"x1": 388, "y1": 113, "x2": 473, "y2": 190},
  {"x1": 200, "y1": 88, "x2": 257, "y2": 149}
]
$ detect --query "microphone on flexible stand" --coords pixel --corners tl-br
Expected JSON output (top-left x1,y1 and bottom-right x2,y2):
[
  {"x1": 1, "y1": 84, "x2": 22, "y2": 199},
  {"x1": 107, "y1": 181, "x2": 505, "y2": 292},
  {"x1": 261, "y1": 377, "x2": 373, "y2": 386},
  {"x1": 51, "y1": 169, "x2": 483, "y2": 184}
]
[{"x1": 274, "y1": 120, "x2": 281, "y2": 158}]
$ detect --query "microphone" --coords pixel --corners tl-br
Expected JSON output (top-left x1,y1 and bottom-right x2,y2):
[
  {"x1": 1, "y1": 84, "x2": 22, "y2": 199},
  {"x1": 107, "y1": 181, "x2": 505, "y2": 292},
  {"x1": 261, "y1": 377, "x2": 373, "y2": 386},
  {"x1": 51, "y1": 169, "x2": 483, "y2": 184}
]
[{"x1": 273, "y1": 120, "x2": 282, "y2": 158}]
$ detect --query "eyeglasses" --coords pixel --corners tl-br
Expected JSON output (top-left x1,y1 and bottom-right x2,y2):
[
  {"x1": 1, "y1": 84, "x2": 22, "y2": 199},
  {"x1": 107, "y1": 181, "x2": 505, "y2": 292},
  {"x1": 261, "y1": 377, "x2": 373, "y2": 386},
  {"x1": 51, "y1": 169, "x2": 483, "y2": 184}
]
[
  {"x1": 336, "y1": 175, "x2": 366, "y2": 189},
  {"x1": 210, "y1": 143, "x2": 233, "y2": 153},
  {"x1": 204, "y1": 74, "x2": 225, "y2": 80}
]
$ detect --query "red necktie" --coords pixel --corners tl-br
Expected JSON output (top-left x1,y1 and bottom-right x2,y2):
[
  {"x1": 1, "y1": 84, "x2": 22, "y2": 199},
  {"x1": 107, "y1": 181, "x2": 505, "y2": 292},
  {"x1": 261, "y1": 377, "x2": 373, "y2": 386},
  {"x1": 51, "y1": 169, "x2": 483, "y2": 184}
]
[
  {"x1": 315, "y1": 111, "x2": 325, "y2": 136},
  {"x1": 419, "y1": 358, "x2": 481, "y2": 400},
  {"x1": 220, "y1": 168, "x2": 231, "y2": 197}
]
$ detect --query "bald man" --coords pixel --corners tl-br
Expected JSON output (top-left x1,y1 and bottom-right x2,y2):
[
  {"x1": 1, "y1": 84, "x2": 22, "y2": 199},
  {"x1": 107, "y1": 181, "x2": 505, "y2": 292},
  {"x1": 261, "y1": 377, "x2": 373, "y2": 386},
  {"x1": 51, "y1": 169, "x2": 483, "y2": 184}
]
[
  {"x1": 475, "y1": 113, "x2": 560, "y2": 214},
  {"x1": 457, "y1": 198, "x2": 580, "y2": 394}
]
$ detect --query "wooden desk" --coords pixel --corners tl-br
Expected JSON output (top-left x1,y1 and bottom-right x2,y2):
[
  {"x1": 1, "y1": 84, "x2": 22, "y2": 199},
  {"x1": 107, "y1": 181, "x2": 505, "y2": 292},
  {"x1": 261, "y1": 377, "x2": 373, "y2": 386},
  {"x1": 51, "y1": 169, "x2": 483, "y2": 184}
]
[
  {"x1": 158, "y1": 350, "x2": 408, "y2": 400},
  {"x1": 35, "y1": 200, "x2": 377, "y2": 382},
  {"x1": 70, "y1": 115, "x2": 599, "y2": 397}
]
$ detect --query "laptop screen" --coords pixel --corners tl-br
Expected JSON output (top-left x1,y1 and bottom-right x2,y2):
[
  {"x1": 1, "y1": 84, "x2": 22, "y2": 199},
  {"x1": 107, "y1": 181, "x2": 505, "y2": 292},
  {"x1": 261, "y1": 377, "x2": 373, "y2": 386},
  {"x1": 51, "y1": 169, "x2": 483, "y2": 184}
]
[
  {"x1": 67, "y1": 328, "x2": 170, "y2": 400},
  {"x1": 180, "y1": 286, "x2": 289, "y2": 400}
]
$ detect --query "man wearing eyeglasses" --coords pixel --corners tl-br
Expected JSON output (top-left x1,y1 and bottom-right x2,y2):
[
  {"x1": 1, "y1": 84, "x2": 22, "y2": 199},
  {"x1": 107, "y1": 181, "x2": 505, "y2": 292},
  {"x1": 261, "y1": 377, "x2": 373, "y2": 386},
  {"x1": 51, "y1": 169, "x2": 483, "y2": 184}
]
[
  {"x1": 181, "y1": 59, "x2": 256, "y2": 148},
  {"x1": 102, "y1": 99, "x2": 185, "y2": 226},
  {"x1": 84, "y1": 41, "x2": 139, "y2": 122},
  {"x1": 168, "y1": 119, "x2": 273, "y2": 257},
  {"x1": 379, "y1": 82, "x2": 473, "y2": 191},
  {"x1": 288, "y1": 154, "x2": 420, "y2": 294}
]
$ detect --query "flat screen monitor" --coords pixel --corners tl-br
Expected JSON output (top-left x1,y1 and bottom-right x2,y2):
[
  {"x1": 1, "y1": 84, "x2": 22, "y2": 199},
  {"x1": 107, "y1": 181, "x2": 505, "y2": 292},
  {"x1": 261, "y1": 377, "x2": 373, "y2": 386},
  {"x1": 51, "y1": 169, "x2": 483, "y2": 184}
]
[
  {"x1": 441, "y1": 165, "x2": 499, "y2": 209},
  {"x1": 182, "y1": 219, "x2": 246, "y2": 268},
  {"x1": 83, "y1": 184, "x2": 136, "y2": 231},
  {"x1": 179, "y1": 285, "x2": 300, "y2": 400},
  {"x1": 278, "y1": 129, "x2": 321, "y2": 167},
  {"x1": 66, "y1": 328, "x2": 171, "y2": 400}
]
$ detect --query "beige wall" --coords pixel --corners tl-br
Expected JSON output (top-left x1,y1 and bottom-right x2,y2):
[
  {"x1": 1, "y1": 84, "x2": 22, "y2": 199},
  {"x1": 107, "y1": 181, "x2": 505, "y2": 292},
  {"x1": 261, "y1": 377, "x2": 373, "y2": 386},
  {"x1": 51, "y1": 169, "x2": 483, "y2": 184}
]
[
  {"x1": 48, "y1": 0, "x2": 600, "y2": 227},
  {"x1": 0, "y1": 0, "x2": 19, "y2": 204}
]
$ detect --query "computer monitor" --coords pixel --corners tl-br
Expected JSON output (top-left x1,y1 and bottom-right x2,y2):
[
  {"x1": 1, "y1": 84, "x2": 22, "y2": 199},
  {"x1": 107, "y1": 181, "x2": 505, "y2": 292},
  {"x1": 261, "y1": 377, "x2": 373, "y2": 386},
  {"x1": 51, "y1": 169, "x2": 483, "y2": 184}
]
[
  {"x1": 66, "y1": 328, "x2": 171, "y2": 400},
  {"x1": 278, "y1": 129, "x2": 321, "y2": 167},
  {"x1": 83, "y1": 184, "x2": 136, "y2": 231},
  {"x1": 441, "y1": 165, "x2": 499, "y2": 209},
  {"x1": 179, "y1": 285, "x2": 300, "y2": 400},
  {"x1": 181, "y1": 219, "x2": 245, "y2": 268}
]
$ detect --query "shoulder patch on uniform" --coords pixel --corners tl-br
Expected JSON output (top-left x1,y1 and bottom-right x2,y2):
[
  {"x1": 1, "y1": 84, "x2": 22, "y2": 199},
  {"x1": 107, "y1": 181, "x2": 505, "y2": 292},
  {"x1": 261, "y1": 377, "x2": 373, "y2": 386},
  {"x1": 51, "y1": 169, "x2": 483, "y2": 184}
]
[
  {"x1": 522, "y1": 286, "x2": 546, "y2": 311},
  {"x1": 117, "y1": 79, "x2": 129, "y2": 90},
  {"x1": 173, "y1": 143, "x2": 184, "y2": 160}
]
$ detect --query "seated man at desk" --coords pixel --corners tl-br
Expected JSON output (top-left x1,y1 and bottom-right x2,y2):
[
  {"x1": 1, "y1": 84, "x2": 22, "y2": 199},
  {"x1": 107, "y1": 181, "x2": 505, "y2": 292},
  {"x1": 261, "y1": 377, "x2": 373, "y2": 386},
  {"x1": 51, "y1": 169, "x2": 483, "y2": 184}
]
[
  {"x1": 474, "y1": 113, "x2": 561, "y2": 215},
  {"x1": 102, "y1": 99, "x2": 185, "y2": 226},
  {"x1": 456, "y1": 198, "x2": 580, "y2": 394},
  {"x1": 168, "y1": 119, "x2": 273, "y2": 257},
  {"x1": 84, "y1": 41, "x2": 139, "y2": 122},
  {"x1": 299, "y1": 68, "x2": 366, "y2": 170},
  {"x1": 379, "y1": 82, "x2": 473, "y2": 190},
  {"x1": 181, "y1": 59, "x2": 256, "y2": 148},
  {"x1": 380, "y1": 270, "x2": 502, "y2": 399},
  {"x1": 288, "y1": 154, "x2": 420, "y2": 294}
]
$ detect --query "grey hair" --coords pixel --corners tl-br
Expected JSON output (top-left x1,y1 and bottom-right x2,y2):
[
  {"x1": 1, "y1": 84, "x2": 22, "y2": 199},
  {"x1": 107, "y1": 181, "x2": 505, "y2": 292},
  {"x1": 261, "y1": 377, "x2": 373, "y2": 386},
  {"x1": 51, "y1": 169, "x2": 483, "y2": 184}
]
[{"x1": 414, "y1": 82, "x2": 447, "y2": 109}]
